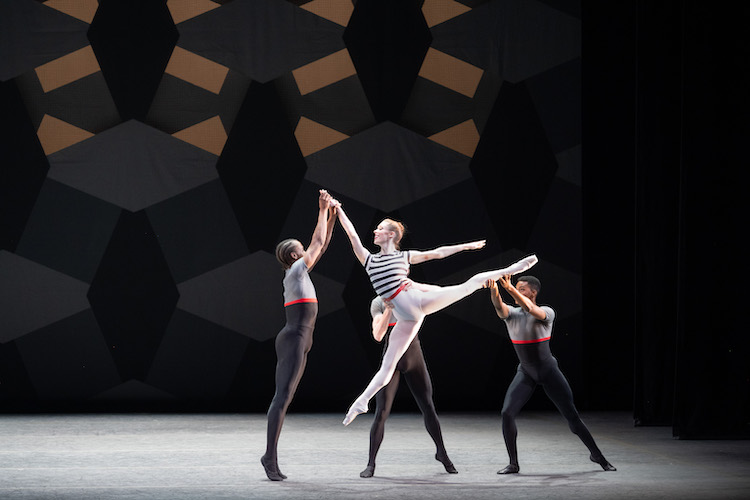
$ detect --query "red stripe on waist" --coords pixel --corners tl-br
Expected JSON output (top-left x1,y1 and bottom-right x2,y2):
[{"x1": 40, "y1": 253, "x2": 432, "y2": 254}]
[
  {"x1": 511, "y1": 336, "x2": 551, "y2": 344},
  {"x1": 385, "y1": 281, "x2": 409, "y2": 301},
  {"x1": 284, "y1": 298, "x2": 318, "y2": 307}
]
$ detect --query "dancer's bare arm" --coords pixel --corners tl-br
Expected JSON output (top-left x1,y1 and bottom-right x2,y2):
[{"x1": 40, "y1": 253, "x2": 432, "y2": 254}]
[
  {"x1": 335, "y1": 204, "x2": 370, "y2": 265},
  {"x1": 309, "y1": 205, "x2": 337, "y2": 270},
  {"x1": 304, "y1": 190, "x2": 332, "y2": 270},
  {"x1": 485, "y1": 279, "x2": 510, "y2": 319},
  {"x1": 409, "y1": 240, "x2": 485, "y2": 264},
  {"x1": 498, "y1": 275, "x2": 547, "y2": 320}
]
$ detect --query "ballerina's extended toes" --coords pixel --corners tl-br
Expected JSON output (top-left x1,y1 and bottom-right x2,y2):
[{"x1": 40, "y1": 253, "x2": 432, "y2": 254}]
[
  {"x1": 261, "y1": 455, "x2": 285, "y2": 481},
  {"x1": 509, "y1": 254, "x2": 538, "y2": 275},
  {"x1": 343, "y1": 401, "x2": 368, "y2": 426},
  {"x1": 590, "y1": 454, "x2": 617, "y2": 471},
  {"x1": 360, "y1": 465, "x2": 375, "y2": 478},
  {"x1": 436, "y1": 453, "x2": 458, "y2": 474}
]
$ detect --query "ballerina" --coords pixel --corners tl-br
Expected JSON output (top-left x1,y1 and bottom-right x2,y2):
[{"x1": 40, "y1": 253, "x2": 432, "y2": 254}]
[{"x1": 334, "y1": 204, "x2": 538, "y2": 425}]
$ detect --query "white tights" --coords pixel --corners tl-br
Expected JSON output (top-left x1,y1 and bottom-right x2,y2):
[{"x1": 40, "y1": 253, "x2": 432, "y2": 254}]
[{"x1": 344, "y1": 254, "x2": 538, "y2": 424}]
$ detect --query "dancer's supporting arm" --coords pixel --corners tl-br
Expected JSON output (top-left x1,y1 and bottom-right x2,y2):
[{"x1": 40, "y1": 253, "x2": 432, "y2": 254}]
[
  {"x1": 409, "y1": 240, "x2": 486, "y2": 264},
  {"x1": 303, "y1": 190, "x2": 333, "y2": 271},
  {"x1": 371, "y1": 279, "x2": 442, "y2": 341},
  {"x1": 486, "y1": 278, "x2": 510, "y2": 319},
  {"x1": 335, "y1": 204, "x2": 370, "y2": 265},
  {"x1": 309, "y1": 203, "x2": 338, "y2": 270},
  {"x1": 497, "y1": 274, "x2": 547, "y2": 320},
  {"x1": 371, "y1": 299, "x2": 395, "y2": 343}
]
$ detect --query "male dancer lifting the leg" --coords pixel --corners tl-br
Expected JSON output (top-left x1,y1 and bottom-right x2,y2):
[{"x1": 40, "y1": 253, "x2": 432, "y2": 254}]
[{"x1": 486, "y1": 274, "x2": 616, "y2": 474}]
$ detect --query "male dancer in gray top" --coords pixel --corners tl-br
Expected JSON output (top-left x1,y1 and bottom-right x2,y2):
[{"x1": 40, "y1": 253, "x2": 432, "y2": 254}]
[{"x1": 486, "y1": 274, "x2": 616, "y2": 474}]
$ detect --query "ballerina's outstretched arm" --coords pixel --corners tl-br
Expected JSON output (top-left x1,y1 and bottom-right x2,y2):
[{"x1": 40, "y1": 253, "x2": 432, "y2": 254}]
[
  {"x1": 334, "y1": 204, "x2": 370, "y2": 265},
  {"x1": 409, "y1": 240, "x2": 486, "y2": 264}
]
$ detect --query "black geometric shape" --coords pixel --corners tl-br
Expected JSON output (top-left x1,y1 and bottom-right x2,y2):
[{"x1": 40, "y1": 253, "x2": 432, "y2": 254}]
[
  {"x1": 0, "y1": 79, "x2": 49, "y2": 252},
  {"x1": 176, "y1": 0, "x2": 345, "y2": 83},
  {"x1": 528, "y1": 177, "x2": 582, "y2": 273},
  {"x1": 87, "y1": 210, "x2": 179, "y2": 381},
  {"x1": 526, "y1": 57, "x2": 581, "y2": 154},
  {"x1": 0, "y1": 341, "x2": 36, "y2": 409},
  {"x1": 275, "y1": 73, "x2": 377, "y2": 137},
  {"x1": 430, "y1": 0, "x2": 580, "y2": 83},
  {"x1": 305, "y1": 121, "x2": 471, "y2": 212},
  {"x1": 470, "y1": 81, "x2": 558, "y2": 250},
  {"x1": 145, "y1": 309, "x2": 249, "y2": 400},
  {"x1": 216, "y1": 81, "x2": 307, "y2": 254},
  {"x1": 13, "y1": 309, "x2": 121, "y2": 402},
  {"x1": 146, "y1": 180, "x2": 248, "y2": 283},
  {"x1": 14, "y1": 69, "x2": 122, "y2": 133},
  {"x1": 145, "y1": 70, "x2": 251, "y2": 135},
  {"x1": 87, "y1": 0, "x2": 179, "y2": 121},
  {"x1": 0, "y1": 0, "x2": 90, "y2": 81},
  {"x1": 343, "y1": 0, "x2": 432, "y2": 122},
  {"x1": 16, "y1": 180, "x2": 121, "y2": 283}
]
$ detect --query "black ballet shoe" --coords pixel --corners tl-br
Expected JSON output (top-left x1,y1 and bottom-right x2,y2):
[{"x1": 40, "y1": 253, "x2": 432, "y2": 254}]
[
  {"x1": 360, "y1": 465, "x2": 375, "y2": 478},
  {"x1": 436, "y1": 453, "x2": 458, "y2": 474},
  {"x1": 590, "y1": 454, "x2": 617, "y2": 471},
  {"x1": 497, "y1": 464, "x2": 520, "y2": 474},
  {"x1": 261, "y1": 456, "x2": 285, "y2": 481}
]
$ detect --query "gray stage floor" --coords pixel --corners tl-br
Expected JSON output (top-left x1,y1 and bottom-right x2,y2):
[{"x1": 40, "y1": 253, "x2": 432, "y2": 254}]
[{"x1": 1, "y1": 411, "x2": 748, "y2": 499}]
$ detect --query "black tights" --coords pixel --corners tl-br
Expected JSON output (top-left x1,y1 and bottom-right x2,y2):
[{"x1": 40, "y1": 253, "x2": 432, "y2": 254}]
[
  {"x1": 366, "y1": 337, "x2": 451, "y2": 468},
  {"x1": 262, "y1": 303, "x2": 317, "y2": 478},
  {"x1": 501, "y1": 355, "x2": 604, "y2": 466}
]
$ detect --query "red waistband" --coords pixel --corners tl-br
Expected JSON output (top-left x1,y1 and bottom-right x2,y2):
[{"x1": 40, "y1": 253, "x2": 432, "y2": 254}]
[
  {"x1": 284, "y1": 298, "x2": 318, "y2": 307},
  {"x1": 385, "y1": 282, "x2": 409, "y2": 301},
  {"x1": 511, "y1": 336, "x2": 551, "y2": 344}
]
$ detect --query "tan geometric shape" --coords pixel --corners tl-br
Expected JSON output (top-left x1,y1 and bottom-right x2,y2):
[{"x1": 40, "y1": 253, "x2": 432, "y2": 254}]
[
  {"x1": 421, "y1": 0, "x2": 472, "y2": 28},
  {"x1": 295, "y1": 117, "x2": 349, "y2": 157},
  {"x1": 166, "y1": 0, "x2": 220, "y2": 24},
  {"x1": 165, "y1": 47, "x2": 229, "y2": 94},
  {"x1": 34, "y1": 45, "x2": 100, "y2": 93},
  {"x1": 37, "y1": 115, "x2": 95, "y2": 156},
  {"x1": 300, "y1": 0, "x2": 354, "y2": 27},
  {"x1": 43, "y1": 0, "x2": 99, "y2": 24},
  {"x1": 292, "y1": 49, "x2": 357, "y2": 96},
  {"x1": 419, "y1": 48, "x2": 484, "y2": 98},
  {"x1": 172, "y1": 116, "x2": 227, "y2": 156},
  {"x1": 429, "y1": 119, "x2": 480, "y2": 158}
]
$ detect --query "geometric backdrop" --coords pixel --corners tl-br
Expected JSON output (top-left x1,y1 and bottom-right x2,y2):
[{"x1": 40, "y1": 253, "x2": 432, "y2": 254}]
[{"x1": 1, "y1": 0, "x2": 581, "y2": 412}]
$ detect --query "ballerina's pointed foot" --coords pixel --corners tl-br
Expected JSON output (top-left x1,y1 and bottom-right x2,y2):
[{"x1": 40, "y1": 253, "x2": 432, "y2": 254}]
[
  {"x1": 590, "y1": 454, "x2": 617, "y2": 471},
  {"x1": 261, "y1": 455, "x2": 285, "y2": 481},
  {"x1": 510, "y1": 254, "x2": 538, "y2": 275},
  {"x1": 343, "y1": 401, "x2": 368, "y2": 426},
  {"x1": 436, "y1": 453, "x2": 458, "y2": 474},
  {"x1": 360, "y1": 465, "x2": 375, "y2": 478}
]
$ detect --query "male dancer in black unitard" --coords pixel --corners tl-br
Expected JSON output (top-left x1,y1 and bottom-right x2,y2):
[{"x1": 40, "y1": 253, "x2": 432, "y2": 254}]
[
  {"x1": 360, "y1": 283, "x2": 457, "y2": 478},
  {"x1": 486, "y1": 274, "x2": 616, "y2": 474}
]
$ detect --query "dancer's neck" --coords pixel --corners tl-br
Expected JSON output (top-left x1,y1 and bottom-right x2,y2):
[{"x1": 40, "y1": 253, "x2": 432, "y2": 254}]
[{"x1": 377, "y1": 242, "x2": 397, "y2": 255}]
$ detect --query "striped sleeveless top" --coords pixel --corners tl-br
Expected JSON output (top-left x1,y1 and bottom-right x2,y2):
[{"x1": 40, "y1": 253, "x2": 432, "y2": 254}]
[{"x1": 365, "y1": 251, "x2": 410, "y2": 299}]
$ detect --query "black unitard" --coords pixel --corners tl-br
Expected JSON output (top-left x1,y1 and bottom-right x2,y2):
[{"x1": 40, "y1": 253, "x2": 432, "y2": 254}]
[
  {"x1": 263, "y1": 301, "x2": 317, "y2": 478},
  {"x1": 366, "y1": 332, "x2": 453, "y2": 472},
  {"x1": 501, "y1": 337, "x2": 605, "y2": 466}
]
